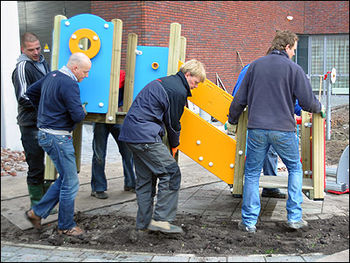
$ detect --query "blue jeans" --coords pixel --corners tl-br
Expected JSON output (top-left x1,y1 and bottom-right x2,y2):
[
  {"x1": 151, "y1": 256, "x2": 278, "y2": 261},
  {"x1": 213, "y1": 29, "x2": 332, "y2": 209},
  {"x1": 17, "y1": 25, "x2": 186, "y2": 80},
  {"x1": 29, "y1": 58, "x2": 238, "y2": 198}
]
[
  {"x1": 262, "y1": 145, "x2": 279, "y2": 194},
  {"x1": 91, "y1": 123, "x2": 136, "y2": 192},
  {"x1": 33, "y1": 131, "x2": 79, "y2": 230},
  {"x1": 242, "y1": 129, "x2": 303, "y2": 227},
  {"x1": 19, "y1": 126, "x2": 45, "y2": 185}
]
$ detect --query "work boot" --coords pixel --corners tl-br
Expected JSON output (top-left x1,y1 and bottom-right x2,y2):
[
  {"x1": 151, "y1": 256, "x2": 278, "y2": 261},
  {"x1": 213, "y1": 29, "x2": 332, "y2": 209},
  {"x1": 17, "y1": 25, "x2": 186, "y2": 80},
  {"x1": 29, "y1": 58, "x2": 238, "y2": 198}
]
[
  {"x1": 238, "y1": 221, "x2": 256, "y2": 233},
  {"x1": 27, "y1": 184, "x2": 44, "y2": 208},
  {"x1": 147, "y1": 219, "x2": 183, "y2": 234}
]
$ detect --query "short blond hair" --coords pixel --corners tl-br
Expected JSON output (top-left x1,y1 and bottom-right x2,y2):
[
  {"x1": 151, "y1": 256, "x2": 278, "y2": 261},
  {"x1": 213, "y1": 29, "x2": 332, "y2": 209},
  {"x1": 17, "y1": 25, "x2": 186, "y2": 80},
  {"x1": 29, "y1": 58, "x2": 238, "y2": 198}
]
[{"x1": 180, "y1": 59, "x2": 206, "y2": 82}]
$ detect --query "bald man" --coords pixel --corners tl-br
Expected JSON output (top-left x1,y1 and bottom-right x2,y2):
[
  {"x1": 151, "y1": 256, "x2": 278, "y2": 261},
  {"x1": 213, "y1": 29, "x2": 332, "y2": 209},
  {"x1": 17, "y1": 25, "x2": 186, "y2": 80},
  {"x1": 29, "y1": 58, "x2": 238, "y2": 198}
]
[{"x1": 24, "y1": 52, "x2": 91, "y2": 236}]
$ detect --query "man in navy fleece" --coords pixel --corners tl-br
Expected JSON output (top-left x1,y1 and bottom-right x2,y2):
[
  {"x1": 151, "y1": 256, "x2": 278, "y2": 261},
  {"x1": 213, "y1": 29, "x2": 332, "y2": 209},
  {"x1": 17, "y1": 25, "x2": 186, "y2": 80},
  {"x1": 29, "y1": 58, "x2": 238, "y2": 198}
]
[
  {"x1": 24, "y1": 52, "x2": 91, "y2": 237},
  {"x1": 227, "y1": 30, "x2": 323, "y2": 233}
]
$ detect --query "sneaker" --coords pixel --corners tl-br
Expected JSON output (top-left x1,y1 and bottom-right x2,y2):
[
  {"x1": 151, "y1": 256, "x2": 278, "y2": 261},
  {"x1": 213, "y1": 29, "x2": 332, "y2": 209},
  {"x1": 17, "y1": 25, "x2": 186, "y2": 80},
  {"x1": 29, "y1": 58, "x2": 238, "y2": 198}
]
[
  {"x1": 262, "y1": 190, "x2": 286, "y2": 199},
  {"x1": 287, "y1": 219, "x2": 308, "y2": 229},
  {"x1": 147, "y1": 219, "x2": 183, "y2": 234},
  {"x1": 124, "y1": 186, "x2": 136, "y2": 193},
  {"x1": 91, "y1": 191, "x2": 108, "y2": 199},
  {"x1": 238, "y1": 221, "x2": 256, "y2": 233}
]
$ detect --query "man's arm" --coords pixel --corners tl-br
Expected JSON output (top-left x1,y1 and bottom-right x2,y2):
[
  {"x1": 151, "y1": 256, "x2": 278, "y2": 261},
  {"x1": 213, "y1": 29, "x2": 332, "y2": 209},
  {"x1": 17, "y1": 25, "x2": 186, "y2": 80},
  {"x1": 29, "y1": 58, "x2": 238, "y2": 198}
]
[
  {"x1": 25, "y1": 77, "x2": 45, "y2": 109},
  {"x1": 294, "y1": 68, "x2": 322, "y2": 113},
  {"x1": 12, "y1": 62, "x2": 36, "y2": 109}
]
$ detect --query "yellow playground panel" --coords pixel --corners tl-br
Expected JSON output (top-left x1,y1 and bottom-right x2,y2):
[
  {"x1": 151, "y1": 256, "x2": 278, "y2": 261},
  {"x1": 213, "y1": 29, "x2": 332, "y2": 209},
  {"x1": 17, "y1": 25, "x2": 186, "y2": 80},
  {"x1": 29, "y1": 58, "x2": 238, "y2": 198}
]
[{"x1": 179, "y1": 74, "x2": 236, "y2": 184}]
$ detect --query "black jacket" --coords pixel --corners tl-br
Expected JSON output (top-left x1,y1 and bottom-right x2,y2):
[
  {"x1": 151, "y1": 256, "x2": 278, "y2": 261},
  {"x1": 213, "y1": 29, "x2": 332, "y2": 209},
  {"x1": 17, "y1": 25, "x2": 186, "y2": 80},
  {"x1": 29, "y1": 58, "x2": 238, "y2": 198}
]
[{"x1": 12, "y1": 54, "x2": 50, "y2": 126}]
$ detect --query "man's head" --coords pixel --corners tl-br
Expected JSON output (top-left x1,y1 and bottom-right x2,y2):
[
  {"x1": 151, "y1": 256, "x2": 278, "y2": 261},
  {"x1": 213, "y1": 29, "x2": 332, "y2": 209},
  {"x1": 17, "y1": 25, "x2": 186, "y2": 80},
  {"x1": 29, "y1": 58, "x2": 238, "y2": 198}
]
[
  {"x1": 269, "y1": 30, "x2": 298, "y2": 59},
  {"x1": 67, "y1": 52, "x2": 92, "y2": 82},
  {"x1": 180, "y1": 59, "x2": 206, "y2": 89},
  {"x1": 21, "y1": 32, "x2": 41, "y2": 62}
]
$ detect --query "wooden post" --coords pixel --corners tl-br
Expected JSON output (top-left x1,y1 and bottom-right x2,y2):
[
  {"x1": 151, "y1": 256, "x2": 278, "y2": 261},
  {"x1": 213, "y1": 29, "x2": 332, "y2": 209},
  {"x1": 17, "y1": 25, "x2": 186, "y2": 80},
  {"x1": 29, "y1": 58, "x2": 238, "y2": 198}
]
[
  {"x1": 123, "y1": 33, "x2": 138, "y2": 112},
  {"x1": 301, "y1": 110, "x2": 312, "y2": 178},
  {"x1": 44, "y1": 15, "x2": 67, "y2": 181},
  {"x1": 105, "y1": 19, "x2": 122, "y2": 124},
  {"x1": 167, "y1": 23, "x2": 181, "y2": 75},
  {"x1": 311, "y1": 113, "x2": 325, "y2": 200},
  {"x1": 179, "y1": 36, "x2": 186, "y2": 63},
  {"x1": 232, "y1": 107, "x2": 248, "y2": 197}
]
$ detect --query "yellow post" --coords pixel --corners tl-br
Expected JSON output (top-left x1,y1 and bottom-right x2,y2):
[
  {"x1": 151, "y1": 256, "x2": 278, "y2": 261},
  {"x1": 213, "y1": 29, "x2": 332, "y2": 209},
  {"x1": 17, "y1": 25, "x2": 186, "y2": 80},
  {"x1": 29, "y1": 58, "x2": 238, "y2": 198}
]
[
  {"x1": 105, "y1": 19, "x2": 122, "y2": 124},
  {"x1": 123, "y1": 33, "x2": 138, "y2": 112},
  {"x1": 44, "y1": 14, "x2": 67, "y2": 181},
  {"x1": 232, "y1": 108, "x2": 248, "y2": 196},
  {"x1": 311, "y1": 113, "x2": 325, "y2": 200}
]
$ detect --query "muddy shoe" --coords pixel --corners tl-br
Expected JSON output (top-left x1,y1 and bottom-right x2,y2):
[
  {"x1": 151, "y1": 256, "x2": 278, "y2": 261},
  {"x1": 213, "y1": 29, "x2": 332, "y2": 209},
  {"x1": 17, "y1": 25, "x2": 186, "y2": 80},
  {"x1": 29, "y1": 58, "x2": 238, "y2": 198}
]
[
  {"x1": 124, "y1": 186, "x2": 136, "y2": 193},
  {"x1": 238, "y1": 221, "x2": 256, "y2": 233},
  {"x1": 286, "y1": 219, "x2": 308, "y2": 230},
  {"x1": 91, "y1": 191, "x2": 108, "y2": 199},
  {"x1": 147, "y1": 219, "x2": 183, "y2": 234},
  {"x1": 58, "y1": 226, "x2": 84, "y2": 236},
  {"x1": 262, "y1": 190, "x2": 286, "y2": 199},
  {"x1": 25, "y1": 210, "x2": 42, "y2": 230}
]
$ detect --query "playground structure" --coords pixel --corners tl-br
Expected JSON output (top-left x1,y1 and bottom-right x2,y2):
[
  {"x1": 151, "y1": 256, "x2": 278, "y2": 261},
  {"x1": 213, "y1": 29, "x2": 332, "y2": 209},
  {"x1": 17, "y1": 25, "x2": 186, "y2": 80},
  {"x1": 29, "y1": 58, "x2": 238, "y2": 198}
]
[{"x1": 44, "y1": 14, "x2": 326, "y2": 201}]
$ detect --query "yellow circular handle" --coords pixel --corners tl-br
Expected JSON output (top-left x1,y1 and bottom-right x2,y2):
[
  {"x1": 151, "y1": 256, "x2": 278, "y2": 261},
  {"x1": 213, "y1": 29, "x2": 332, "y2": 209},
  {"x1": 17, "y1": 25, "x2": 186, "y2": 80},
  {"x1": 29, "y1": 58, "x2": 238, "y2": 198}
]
[
  {"x1": 152, "y1": 62, "x2": 159, "y2": 70},
  {"x1": 69, "y1": 28, "x2": 101, "y2": 59}
]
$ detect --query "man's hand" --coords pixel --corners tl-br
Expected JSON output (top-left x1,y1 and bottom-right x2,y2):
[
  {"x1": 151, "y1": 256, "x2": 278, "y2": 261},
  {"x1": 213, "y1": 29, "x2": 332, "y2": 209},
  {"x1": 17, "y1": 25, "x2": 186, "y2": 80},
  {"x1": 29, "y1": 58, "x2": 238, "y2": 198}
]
[
  {"x1": 82, "y1": 102, "x2": 88, "y2": 115},
  {"x1": 225, "y1": 121, "x2": 237, "y2": 136},
  {"x1": 320, "y1": 105, "x2": 326, "y2": 118},
  {"x1": 171, "y1": 147, "x2": 178, "y2": 158}
]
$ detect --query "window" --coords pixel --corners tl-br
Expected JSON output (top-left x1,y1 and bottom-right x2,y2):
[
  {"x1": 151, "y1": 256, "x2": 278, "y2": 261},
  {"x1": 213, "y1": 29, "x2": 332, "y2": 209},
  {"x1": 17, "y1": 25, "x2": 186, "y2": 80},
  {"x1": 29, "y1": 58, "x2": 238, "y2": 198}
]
[{"x1": 296, "y1": 34, "x2": 349, "y2": 95}]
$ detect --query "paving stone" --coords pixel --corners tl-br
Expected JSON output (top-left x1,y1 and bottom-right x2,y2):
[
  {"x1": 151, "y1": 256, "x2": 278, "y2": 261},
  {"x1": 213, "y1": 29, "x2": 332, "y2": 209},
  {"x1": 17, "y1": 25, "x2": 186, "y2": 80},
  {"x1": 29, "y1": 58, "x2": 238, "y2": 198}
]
[{"x1": 228, "y1": 255, "x2": 265, "y2": 262}]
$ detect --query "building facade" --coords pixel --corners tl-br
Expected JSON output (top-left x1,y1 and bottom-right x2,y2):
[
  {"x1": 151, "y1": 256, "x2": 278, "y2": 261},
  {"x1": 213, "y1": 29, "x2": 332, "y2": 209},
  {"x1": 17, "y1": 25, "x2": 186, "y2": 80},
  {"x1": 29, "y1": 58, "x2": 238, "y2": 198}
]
[{"x1": 2, "y1": 1, "x2": 349, "y2": 150}]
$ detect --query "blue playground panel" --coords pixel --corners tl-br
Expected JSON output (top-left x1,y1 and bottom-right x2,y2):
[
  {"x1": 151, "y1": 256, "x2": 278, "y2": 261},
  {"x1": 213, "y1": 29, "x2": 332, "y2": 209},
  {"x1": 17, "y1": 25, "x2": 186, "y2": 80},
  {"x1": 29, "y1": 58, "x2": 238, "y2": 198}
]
[
  {"x1": 57, "y1": 14, "x2": 114, "y2": 114},
  {"x1": 133, "y1": 46, "x2": 169, "y2": 100}
]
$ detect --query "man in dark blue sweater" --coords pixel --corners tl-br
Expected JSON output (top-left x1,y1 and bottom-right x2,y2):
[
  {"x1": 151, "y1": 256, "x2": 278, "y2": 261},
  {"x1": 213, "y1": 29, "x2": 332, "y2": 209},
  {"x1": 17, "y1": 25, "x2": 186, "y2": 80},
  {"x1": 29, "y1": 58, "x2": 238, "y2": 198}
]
[
  {"x1": 119, "y1": 59, "x2": 206, "y2": 234},
  {"x1": 24, "y1": 52, "x2": 91, "y2": 236},
  {"x1": 227, "y1": 30, "x2": 323, "y2": 233}
]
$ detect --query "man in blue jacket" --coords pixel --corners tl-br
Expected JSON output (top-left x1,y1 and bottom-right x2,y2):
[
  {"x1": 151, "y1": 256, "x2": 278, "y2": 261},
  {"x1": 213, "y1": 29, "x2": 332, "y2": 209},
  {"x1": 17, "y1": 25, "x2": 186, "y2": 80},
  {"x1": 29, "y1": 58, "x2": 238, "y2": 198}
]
[
  {"x1": 119, "y1": 59, "x2": 206, "y2": 234},
  {"x1": 227, "y1": 30, "x2": 323, "y2": 233},
  {"x1": 24, "y1": 52, "x2": 91, "y2": 236}
]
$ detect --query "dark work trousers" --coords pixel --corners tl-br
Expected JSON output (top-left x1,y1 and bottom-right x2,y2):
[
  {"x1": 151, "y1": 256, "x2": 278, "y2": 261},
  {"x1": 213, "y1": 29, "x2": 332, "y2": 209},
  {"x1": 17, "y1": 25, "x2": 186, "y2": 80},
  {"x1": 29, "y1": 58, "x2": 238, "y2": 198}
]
[
  {"x1": 126, "y1": 142, "x2": 181, "y2": 230},
  {"x1": 19, "y1": 125, "x2": 45, "y2": 185}
]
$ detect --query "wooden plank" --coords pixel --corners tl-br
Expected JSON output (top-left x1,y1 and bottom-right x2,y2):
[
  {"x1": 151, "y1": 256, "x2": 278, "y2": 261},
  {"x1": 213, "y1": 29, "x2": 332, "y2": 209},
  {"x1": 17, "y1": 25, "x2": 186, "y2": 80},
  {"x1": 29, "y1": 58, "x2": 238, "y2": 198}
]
[
  {"x1": 105, "y1": 18, "x2": 122, "y2": 123},
  {"x1": 301, "y1": 110, "x2": 312, "y2": 177},
  {"x1": 311, "y1": 113, "x2": 325, "y2": 199},
  {"x1": 44, "y1": 15, "x2": 66, "y2": 181},
  {"x1": 84, "y1": 112, "x2": 126, "y2": 124},
  {"x1": 167, "y1": 23, "x2": 181, "y2": 75},
  {"x1": 123, "y1": 33, "x2": 137, "y2": 112},
  {"x1": 73, "y1": 122, "x2": 82, "y2": 173},
  {"x1": 179, "y1": 36, "x2": 186, "y2": 62},
  {"x1": 232, "y1": 108, "x2": 248, "y2": 196},
  {"x1": 259, "y1": 176, "x2": 314, "y2": 190}
]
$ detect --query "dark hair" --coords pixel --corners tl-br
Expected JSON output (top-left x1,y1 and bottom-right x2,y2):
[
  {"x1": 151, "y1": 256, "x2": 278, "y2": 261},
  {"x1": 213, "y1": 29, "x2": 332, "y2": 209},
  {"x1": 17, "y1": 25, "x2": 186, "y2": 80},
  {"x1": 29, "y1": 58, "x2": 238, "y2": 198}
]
[
  {"x1": 20, "y1": 32, "x2": 40, "y2": 47},
  {"x1": 269, "y1": 30, "x2": 298, "y2": 52}
]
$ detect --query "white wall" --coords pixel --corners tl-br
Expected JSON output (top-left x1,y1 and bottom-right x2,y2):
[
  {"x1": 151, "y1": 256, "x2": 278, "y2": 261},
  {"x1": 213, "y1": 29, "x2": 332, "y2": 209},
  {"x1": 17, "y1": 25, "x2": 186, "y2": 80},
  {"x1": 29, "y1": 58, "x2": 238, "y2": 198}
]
[{"x1": 1, "y1": 1, "x2": 22, "y2": 151}]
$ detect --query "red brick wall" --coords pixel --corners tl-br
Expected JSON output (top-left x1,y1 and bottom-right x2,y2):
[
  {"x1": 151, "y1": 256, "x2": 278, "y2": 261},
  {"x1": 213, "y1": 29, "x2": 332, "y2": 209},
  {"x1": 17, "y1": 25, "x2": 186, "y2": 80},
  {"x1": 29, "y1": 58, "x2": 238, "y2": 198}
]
[{"x1": 91, "y1": 1, "x2": 349, "y2": 94}]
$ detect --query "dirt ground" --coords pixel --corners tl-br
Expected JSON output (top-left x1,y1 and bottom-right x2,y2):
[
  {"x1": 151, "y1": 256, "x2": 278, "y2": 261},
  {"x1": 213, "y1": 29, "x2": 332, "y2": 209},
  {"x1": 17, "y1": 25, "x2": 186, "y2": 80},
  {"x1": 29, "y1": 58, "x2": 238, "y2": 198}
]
[{"x1": 1, "y1": 104, "x2": 349, "y2": 256}]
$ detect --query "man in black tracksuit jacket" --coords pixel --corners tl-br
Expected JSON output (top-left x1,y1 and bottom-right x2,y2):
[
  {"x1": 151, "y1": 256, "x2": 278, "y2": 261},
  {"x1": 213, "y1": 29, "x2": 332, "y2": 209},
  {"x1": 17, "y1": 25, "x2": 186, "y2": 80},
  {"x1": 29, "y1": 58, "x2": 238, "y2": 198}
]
[
  {"x1": 119, "y1": 59, "x2": 206, "y2": 233},
  {"x1": 12, "y1": 32, "x2": 50, "y2": 209}
]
